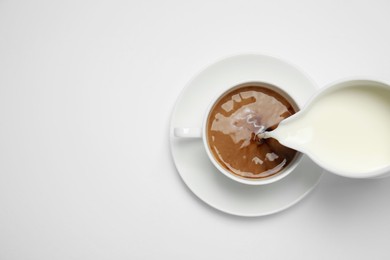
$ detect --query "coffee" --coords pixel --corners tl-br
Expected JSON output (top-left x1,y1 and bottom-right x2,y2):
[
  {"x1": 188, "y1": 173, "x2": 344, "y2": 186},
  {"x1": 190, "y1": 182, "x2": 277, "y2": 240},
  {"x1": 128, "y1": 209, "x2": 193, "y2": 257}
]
[{"x1": 206, "y1": 83, "x2": 298, "y2": 179}]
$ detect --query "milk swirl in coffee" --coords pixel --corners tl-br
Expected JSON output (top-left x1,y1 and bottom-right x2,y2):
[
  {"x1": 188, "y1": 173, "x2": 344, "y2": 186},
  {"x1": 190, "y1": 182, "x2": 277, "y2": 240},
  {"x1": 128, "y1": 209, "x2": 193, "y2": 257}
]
[{"x1": 206, "y1": 84, "x2": 299, "y2": 179}]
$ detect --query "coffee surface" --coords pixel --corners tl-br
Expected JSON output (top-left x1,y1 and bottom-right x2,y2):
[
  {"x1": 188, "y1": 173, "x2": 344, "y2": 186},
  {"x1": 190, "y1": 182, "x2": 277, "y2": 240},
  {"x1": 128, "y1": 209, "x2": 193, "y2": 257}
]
[{"x1": 207, "y1": 85, "x2": 297, "y2": 179}]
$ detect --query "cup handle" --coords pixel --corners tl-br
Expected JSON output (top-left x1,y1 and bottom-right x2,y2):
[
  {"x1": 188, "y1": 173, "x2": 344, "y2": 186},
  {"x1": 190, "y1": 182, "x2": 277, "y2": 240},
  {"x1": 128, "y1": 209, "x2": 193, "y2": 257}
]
[{"x1": 174, "y1": 127, "x2": 202, "y2": 138}]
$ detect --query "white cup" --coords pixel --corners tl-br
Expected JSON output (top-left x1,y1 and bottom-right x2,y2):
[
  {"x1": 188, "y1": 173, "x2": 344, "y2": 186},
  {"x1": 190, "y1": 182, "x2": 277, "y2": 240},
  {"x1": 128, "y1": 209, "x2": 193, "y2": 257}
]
[{"x1": 174, "y1": 82, "x2": 303, "y2": 185}]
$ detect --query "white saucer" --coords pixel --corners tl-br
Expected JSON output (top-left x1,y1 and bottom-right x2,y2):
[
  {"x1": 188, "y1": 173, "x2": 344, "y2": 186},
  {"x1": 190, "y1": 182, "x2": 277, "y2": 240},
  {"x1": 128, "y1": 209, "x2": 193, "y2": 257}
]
[{"x1": 170, "y1": 54, "x2": 324, "y2": 217}]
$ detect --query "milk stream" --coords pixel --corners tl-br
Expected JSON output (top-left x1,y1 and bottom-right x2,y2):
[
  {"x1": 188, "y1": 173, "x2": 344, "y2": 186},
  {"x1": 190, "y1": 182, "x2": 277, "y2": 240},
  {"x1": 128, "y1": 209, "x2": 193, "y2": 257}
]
[{"x1": 261, "y1": 85, "x2": 390, "y2": 176}]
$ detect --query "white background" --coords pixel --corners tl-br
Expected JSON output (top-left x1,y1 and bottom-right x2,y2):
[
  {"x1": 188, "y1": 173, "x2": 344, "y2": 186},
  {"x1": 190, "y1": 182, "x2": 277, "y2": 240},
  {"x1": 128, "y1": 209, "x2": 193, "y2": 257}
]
[{"x1": 1, "y1": 0, "x2": 390, "y2": 259}]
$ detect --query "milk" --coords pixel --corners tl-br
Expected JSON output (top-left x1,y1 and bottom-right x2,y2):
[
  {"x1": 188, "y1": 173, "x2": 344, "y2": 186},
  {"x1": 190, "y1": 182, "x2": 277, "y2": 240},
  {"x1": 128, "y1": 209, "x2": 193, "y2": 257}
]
[{"x1": 263, "y1": 84, "x2": 390, "y2": 176}]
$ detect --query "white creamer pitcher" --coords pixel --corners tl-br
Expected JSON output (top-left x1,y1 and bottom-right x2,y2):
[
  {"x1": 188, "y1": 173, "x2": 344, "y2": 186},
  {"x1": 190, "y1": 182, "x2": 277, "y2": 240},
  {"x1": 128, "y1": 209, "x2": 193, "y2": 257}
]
[{"x1": 262, "y1": 78, "x2": 390, "y2": 178}]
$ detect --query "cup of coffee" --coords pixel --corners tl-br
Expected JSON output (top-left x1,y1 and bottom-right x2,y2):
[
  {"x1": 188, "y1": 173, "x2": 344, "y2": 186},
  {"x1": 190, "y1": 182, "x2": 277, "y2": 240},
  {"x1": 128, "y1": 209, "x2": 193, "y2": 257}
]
[{"x1": 174, "y1": 81, "x2": 303, "y2": 185}]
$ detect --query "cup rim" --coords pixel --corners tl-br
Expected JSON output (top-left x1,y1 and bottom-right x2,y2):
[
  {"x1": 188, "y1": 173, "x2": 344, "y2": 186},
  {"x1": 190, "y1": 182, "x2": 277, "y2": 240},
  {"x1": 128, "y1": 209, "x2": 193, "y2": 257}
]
[{"x1": 202, "y1": 81, "x2": 304, "y2": 185}]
